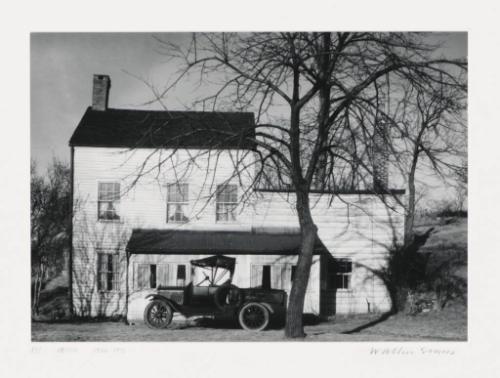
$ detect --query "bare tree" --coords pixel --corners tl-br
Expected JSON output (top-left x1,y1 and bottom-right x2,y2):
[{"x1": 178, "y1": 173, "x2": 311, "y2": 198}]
[
  {"x1": 31, "y1": 159, "x2": 71, "y2": 317},
  {"x1": 454, "y1": 159, "x2": 468, "y2": 212},
  {"x1": 384, "y1": 80, "x2": 467, "y2": 243},
  {"x1": 132, "y1": 32, "x2": 466, "y2": 338}
]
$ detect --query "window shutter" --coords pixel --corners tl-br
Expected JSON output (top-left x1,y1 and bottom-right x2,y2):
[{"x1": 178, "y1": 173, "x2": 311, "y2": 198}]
[
  {"x1": 97, "y1": 254, "x2": 106, "y2": 290},
  {"x1": 112, "y1": 254, "x2": 119, "y2": 291},
  {"x1": 271, "y1": 264, "x2": 285, "y2": 289},
  {"x1": 283, "y1": 265, "x2": 292, "y2": 291},
  {"x1": 250, "y1": 265, "x2": 263, "y2": 288},
  {"x1": 98, "y1": 254, "x2": 107, "y2": 271},
  {"x1": 137, "y1": 264, "x2": 150, "y2": 289},
  {"x1": 157, "y1": 264, "x2": 170, "y2": 287},
  {"x1": 280, "y1": 265, "x2": 292, "y2": 292}
]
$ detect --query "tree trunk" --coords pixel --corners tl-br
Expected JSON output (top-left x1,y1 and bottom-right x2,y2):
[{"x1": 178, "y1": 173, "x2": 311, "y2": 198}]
[
  {"x1": 32, "y1": 263, "x2": 46, "y2": 317},
  {"x1": 285, "y1": 190, "x2": 317, "y2": 338},
  {"x1": 404, "y1": 159, "x2": 418, "y2": 245},
  {"x1": 32, "y1": 270, "x2": 40, "y2": 316},
  {"x1": 404, "y1": 182, "x2": 415, "y2": 245}
]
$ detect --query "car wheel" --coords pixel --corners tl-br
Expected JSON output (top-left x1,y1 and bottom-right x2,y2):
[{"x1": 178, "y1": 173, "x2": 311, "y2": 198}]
[
  {"x1": 238, "y1": 302, "x2": 269, "y2": 331},
  {"x1": 144, "y1": 300, "x2": 173, "y2": 329}
]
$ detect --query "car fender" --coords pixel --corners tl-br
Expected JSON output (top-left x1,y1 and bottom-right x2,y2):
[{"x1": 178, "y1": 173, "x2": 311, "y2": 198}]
[
  {"x1": 145, "y1": 294, "x2": 181, "y2": 312},
  {"x1": 260, "y1": 302, "x2": 275, "y2": 314}
]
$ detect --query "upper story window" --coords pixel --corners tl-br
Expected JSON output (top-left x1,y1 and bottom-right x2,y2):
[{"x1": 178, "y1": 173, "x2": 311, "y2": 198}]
[
  {"x1": 216, "y1": 184, "x2": 238, "y2": 222},
  {"x1": 98, "y1": 182, "x2": 120, "y2": 221},
  {"x1": 167, "y1": 183, "x2": 189, "y2": 223}
]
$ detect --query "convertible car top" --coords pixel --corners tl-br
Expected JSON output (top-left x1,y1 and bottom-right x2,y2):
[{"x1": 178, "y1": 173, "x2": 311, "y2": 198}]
[{"x1": 190, "y1": 255, "x2": 236, "y2": 272}]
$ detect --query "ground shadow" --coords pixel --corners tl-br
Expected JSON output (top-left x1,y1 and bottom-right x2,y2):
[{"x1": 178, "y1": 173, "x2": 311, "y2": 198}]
[
  {"x1": 340, "y1": 311, "x2": 394, "y2": 334},
  {"x1": 180, "y1": 313, "x2": 320, "y2": 330}
]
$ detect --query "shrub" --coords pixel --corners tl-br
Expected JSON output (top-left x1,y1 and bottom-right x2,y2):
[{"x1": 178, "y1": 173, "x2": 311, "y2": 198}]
[
  {"x1": 373, "y1": 227, "x2": 467, "y2": 315},
  {"x1": 432, "y1": 199, "x2": 467, "y2": 218},
  {"x1": 374, "y1": 229, "x2": 433, "y2": 314}
]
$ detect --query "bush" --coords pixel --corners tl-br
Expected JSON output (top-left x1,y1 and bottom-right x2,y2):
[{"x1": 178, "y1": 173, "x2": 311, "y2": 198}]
[
  {"x1": 424, "y1": 253, "x2": 467, "y2": 309},
  {"x1": 432, "y1": 199, "x2": 467, "y2": 218},
  {"x1": 375, "y1": 227, "x2": 467, "y2": 315},
  {"x1": 375, "y1": 229, "x2": 434, "y2": 314}
]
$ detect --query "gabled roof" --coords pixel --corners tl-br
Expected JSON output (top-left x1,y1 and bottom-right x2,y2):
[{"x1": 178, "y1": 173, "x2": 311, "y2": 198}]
[
  {"x1": 126, "y1": 229, "x2": 329, "y2": 255},
  {"x1": 69, "y1": 107, "x2": 256, "y2": 150}
]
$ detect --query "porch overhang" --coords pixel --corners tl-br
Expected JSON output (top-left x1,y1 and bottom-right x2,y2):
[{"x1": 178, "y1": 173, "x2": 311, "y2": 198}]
[{"x1": 126, "y1": 228, "x2": 329, "y2": 256}]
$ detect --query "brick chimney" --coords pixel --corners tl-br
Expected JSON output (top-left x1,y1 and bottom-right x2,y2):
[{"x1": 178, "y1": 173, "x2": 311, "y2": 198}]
[
  {"x1": 92, "y1": 74, "x2": 111, "y2": 111},
  {"x1": 372, "y1": 122, "x2": 389, "y2": 192}
]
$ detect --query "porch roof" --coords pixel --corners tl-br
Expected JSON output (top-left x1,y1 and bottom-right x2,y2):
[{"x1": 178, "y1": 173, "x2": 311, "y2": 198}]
[{"x1": 126, "y1": 228, "x2": 329, "y2": 255}]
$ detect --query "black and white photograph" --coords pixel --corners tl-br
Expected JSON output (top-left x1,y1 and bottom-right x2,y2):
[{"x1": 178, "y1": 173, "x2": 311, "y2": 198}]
[
  {"x1": 4, "y1": 1, "x2": 500, "y2": 376},
  {"x1": 30, "y1": 31, "x2": 468, "y2": 342}
]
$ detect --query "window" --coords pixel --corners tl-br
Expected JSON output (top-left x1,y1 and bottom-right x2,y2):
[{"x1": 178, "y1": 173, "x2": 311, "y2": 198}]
[
  {"x1": 177, "y1": 265, "x2": 186, "y2": 286},
  {"x1": 216, "y1": 184, "x2": 238, "y2": 222},
  {"x1": 149, "y1": 265, "x2": 157, "y2": 289},
  {"x1": 335, "y1": 259, "x2": 352, "y2": 289},
  {"x1": 137, "y1": 264, "x2": 157, "y2": 289},
  {"x1": 98, "y1": 182, "x2": 120, "y2": 221},
  {"x1": 167, "y1": 183, "x2": 189, "y2": 223},
  {"x1": 97, "y1": 253, "x2": 119, "y2": 291},
  {"x1": 261, "y1": 265, "x2": 271, "y2": 289},
  {"x1": 251, "y1": 265, "x2": 277, "y2": 289},
  {"x1": 327, "y1": 258, "x2": 352, "y2": 290},
  {"x1": 137, "y1": 264, "x2": 169, "y2": 289}
]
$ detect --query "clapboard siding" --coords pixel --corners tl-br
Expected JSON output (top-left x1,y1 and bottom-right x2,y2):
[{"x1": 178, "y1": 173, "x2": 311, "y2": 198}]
[{"x1": 72, "y1": 146, "x2": 403, "y2": 317}]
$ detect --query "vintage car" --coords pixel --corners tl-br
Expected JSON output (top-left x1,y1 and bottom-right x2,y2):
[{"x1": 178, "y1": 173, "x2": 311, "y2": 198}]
[{"x1": 144, "y1": 255, "x2": 287, "y2": 331}]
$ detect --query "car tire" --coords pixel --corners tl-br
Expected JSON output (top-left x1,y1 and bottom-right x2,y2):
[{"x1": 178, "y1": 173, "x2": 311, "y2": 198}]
[
  {"x1": 144, "y1": 299, "x2": 173, "y2": 329},
  {"x1": 238, "y1": 302, "x2": 270, "y2": 331}
]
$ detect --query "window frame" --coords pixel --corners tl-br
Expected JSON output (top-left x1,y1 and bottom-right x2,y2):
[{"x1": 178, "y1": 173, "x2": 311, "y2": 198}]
[
  {"x1": 176, "y1": 264, "x2": 187, "y2": 287},
  {"x1": 136, "y1": 263, "x2": 175, "y2": 289},
  {"x1": 261, "y1": 265, "x2": 271, "y2": 290},
  {"x1": 97, "y1": 252, "x2": 120, "y2": 292},
  {"x1": 215, "y1": 183, "x2": 238, "y2": 222},
  {"x1": 136, "y1": 263, "x2": 159, "y2": 290},
  {"x1": 149, "y1": 264, "x2": 157, "y2": 289},
  {"x1": 166, "y1": 182, "x2": 189, "y2": 223},
  {"x1": 333, "y1": 258, "x2": 353, "y2": 291},
  {"x1": 97, "y1": 181, "x2": 121, "y2": 222}
]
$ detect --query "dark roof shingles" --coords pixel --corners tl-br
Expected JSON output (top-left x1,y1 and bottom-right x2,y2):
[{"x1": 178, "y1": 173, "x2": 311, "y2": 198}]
[{"x1": 69, "y1": 107, "x2": 256, "y2": 150}]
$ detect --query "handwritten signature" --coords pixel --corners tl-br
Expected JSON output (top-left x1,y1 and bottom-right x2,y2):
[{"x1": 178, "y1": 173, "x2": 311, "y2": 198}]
[{"x1": 370, "y1": 347, "x2": 455, "y2": 355}]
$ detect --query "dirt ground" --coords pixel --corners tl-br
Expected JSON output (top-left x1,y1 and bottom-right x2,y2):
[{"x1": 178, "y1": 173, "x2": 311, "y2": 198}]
[{"x1": 32, "y1": 304, "x2": 466, "y2": 342}]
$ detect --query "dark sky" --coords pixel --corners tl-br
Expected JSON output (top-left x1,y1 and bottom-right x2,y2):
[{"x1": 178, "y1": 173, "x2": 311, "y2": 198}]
[{"x1": 31, "y1": 32, "x2": 467, "y2": 173}]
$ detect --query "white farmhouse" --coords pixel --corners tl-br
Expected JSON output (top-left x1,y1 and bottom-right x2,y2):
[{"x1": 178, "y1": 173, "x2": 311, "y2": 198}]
[{"x1": 69, "y1": 75, "x2": 405, "y2": 322}]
